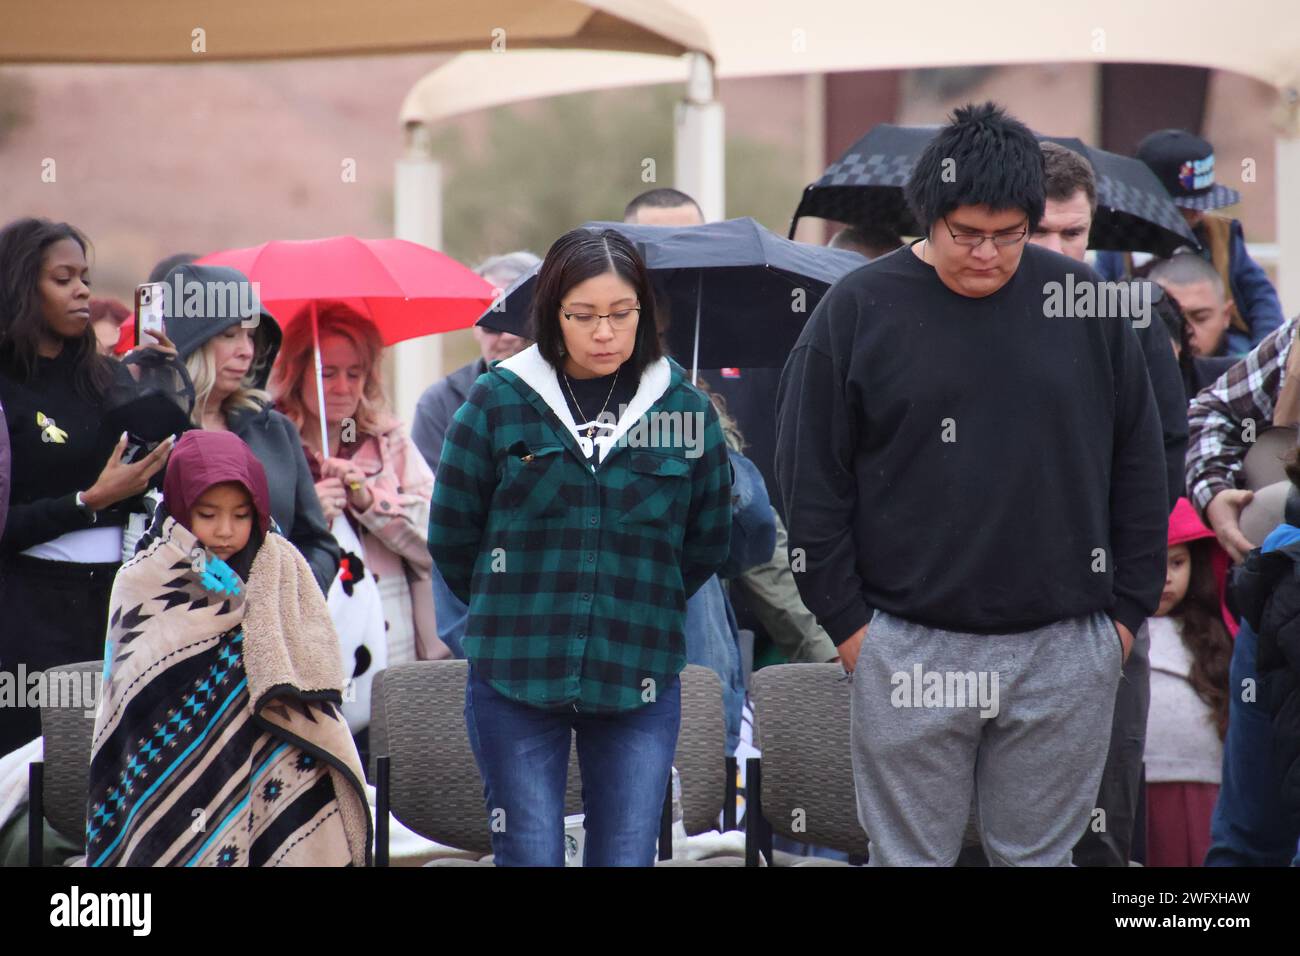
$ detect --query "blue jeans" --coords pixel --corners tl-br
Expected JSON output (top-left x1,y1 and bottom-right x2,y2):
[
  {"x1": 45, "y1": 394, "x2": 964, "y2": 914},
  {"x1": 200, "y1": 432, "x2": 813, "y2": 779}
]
[
  {"x1": 429, "y1": 563, "x2": 467, "y2": 659},
  {"x1": 464, "y1": 667, "x2": 681, "y2": 866},
  {"x1": 1205, "y1": 620, "x2": 1300, "y2": 866},
  {"x1": 684, "y1": 576, "x2": 744, "y2": 755}
]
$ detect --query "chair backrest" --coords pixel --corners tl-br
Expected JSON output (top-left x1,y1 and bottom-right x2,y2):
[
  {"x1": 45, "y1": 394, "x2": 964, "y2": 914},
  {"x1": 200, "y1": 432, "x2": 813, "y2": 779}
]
[
  {"x1": 38, "y1": 659, "x2": 102, "y2": 844},
  {"x1": 370, "y1": 660, "x2": 491, "y2": 855},
  {"x1": 674, "y1": 665, "x2": 727, "y2": 835},
  {"x1": 750, "y1": 663, "x2": 868, "y2": 855},
  {"x1": 370, "y1": 662, "x2": 727, "y2": 853}
]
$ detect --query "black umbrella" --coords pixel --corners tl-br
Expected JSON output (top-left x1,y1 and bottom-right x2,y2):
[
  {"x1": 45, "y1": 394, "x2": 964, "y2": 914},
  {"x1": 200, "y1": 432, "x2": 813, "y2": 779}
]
[
  {"x1": 476, "y1": 217, "x2": 866, "y2": 374},
  {"x1": 789, "y1": 124, "x2": 1199, "y2": 255}
]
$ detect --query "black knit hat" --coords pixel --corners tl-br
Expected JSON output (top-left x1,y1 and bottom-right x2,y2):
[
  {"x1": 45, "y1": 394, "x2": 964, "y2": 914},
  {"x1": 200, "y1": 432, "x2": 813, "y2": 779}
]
[{"x1": 1136, "y1": 129, "x2": 1240, "y2": 212}]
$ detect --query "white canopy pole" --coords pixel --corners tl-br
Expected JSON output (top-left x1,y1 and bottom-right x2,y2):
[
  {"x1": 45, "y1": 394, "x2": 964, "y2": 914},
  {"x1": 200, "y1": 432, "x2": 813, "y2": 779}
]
[
  {"x1": 674, "y1": 52, "x2": 725, "y2": 222},
  {"x1": 1276, "y1": 88, "x2": 1300, "y2": 319},
  {"x1": 391, "y1": 120, "x2": 444, "y2": 426}
]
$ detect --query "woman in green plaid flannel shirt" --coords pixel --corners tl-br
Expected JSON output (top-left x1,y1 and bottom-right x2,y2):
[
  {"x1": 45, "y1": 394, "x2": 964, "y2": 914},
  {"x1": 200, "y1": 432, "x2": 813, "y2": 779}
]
[{"x1": 428, "y1": 228, "x2": 733, "y2": 866}]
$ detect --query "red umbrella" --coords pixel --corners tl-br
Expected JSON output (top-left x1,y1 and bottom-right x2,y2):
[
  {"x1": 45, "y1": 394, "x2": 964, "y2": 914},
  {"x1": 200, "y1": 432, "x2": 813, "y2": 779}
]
[
  {"x1": 196, "y1": 235, "x2": 495, "y2": 344},
  {"x1": 189, "y1": 236, "x2": 496, "y2": 451}
]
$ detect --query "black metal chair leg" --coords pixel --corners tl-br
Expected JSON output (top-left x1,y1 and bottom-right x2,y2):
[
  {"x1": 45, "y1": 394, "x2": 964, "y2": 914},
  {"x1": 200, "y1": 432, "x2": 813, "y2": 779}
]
[
  {"x1": 375, "y1": 755, "x2": 390, "y2": 867},
  {"x1": 744, "y1": 756, "x2": 764, "y2": 866},
  {"x1": 28, "y1": 762, "x2": 44, "y2": 868},
  {"x1": 723, "y1": 756, "x2": 737, "y2": 831},
  {"x1": 658, "y1": 772, "x2": 673, "y2": 862}
]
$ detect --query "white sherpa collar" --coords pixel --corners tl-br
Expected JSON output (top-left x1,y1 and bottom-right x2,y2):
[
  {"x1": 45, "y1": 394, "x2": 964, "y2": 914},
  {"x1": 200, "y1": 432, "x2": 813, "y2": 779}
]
[{"x1": 497, "y1": 344, "x2": 673, "y2": 465}]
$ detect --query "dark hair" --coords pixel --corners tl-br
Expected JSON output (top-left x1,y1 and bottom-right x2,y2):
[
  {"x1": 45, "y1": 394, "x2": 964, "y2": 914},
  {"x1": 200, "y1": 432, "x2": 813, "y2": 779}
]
[
  {"x1": 1155, "y1": 284, "x2": 1194, "y2": 360},
  {"x1": 1040, "y1": 141, "x2": 1097, "y2": 214},
  {"x1": 904, "y1": 101, "x2": 1046, "y2": 234},
  {"x1": 0, "y1": 217, "x2": 113, "y2": 400},
  {"x1": 1170, "y1": 538, "x2": 1233, "y2": 739},
  {"x1": 829, "y1": 224, "x2": 903, "y2": 259},
  {"x1": 530, "y1": 228, "x2": 661, "y2": 380},
  {"x1": 147, "y1": 252, "x2": 199, "y2": 285},
  {"x1": 623, "y1": 188, "x2": 702, "y2": 222}
]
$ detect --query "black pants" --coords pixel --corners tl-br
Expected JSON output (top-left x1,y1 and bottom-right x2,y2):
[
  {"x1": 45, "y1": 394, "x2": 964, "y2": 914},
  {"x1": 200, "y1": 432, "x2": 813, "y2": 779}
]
[
  {"x1": 1073, "y1": 622, "x2": 1151, "y2": 866},
  {"x1": 0, "y1": 555, "x2": 118, "y2": 755}
]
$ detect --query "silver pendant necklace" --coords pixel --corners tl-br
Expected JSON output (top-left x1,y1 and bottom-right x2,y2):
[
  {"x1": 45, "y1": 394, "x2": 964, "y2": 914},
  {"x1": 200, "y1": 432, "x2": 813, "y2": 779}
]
[{"x1": 562, "y1": 367, "x2": 620, "y2": 440}]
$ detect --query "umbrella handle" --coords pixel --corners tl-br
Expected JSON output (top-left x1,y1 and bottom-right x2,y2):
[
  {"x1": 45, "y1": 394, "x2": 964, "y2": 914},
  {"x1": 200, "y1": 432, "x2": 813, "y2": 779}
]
[
  {"x1": 312, "y1": 301, "x2": 330, "y2": 457},
  {"x1": 691, "y1": 272, "x2": 702, "y2": 385}
]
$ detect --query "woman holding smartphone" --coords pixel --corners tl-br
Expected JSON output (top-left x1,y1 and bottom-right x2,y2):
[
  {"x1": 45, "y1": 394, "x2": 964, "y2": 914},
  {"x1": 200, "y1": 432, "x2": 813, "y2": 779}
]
[
  {"x1": 429, "y1": 229, "x2": 733, "y2": 866},
  {"x1": 0, "y1": 218, "x2": 174, "y2": 755}
]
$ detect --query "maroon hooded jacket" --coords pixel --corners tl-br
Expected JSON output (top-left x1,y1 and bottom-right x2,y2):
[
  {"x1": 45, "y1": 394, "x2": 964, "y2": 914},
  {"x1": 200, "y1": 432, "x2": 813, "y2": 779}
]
[{"x1": 162, "y1": 431, "x2": 272, "y2": 577}]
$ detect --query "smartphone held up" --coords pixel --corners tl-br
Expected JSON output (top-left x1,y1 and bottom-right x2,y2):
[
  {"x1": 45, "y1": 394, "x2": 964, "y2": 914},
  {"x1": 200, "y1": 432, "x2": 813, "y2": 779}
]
[{"x1": 134, "y1": 281, "x2": 168, "y2": 346}]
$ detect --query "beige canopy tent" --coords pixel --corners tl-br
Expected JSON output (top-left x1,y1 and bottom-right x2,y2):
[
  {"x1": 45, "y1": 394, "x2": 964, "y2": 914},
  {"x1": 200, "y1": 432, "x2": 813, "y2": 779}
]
[
  {"x1": 0, "y1": 0, "x2": 707, "y2": 62},
  {"x1": 403, "y1": 0, "x2": 1300, "y2": 103},
  {"x1": 0, "y1": 0, "x2": 708, "y2": 415},
  {"x1": 400, "y1": 0, "x2": 1300, "y2": 323},
  {"x1": 8, "y1": 1, "x2": 1298, "y2": 407}
]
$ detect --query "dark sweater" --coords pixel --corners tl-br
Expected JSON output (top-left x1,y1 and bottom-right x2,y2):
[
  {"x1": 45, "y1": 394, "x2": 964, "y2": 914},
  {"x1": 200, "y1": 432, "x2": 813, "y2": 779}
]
[
  {"x1": 557, "y1": 363, "x2": 639, "y2": 462},
  {"x1": 0, "y1": 348, "x2": 136, "y2": 555},
  {"x1": 775, "y1": 242, "x2": 1168, "y2": 642}
]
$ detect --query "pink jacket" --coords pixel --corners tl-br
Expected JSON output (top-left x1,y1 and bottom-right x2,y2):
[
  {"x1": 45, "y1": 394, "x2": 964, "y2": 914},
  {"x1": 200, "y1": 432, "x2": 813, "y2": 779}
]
[{"x1": 338, "y1": 419, "x2": 443, "y2": 663}]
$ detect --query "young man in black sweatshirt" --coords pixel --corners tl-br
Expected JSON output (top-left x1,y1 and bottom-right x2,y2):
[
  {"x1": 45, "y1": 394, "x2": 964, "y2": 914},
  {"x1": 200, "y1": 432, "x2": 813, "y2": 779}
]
[{"x1": 775, "y1": 103, "x2": 1168, "y2": 866}]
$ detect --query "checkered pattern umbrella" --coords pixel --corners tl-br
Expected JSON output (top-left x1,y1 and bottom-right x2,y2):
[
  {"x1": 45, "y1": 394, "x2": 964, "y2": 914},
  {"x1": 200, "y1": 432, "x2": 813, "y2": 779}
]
[{"x1": 790, "y1": 124, "x2": 1199, "y2": 255}]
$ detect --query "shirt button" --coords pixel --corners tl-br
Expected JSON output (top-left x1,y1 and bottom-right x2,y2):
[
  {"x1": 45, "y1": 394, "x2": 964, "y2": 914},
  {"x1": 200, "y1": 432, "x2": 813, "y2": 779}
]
[
  {"x1": 381, "y1": 501, "x2": 391, "y2": 511},
  {"x1": 589, "y1": 515, "x2": 598, "y2": 526},
  {"x1": 581, "y1": 593, "x2": 591, "y2": 602},
  {"x1": 586, "y1": 553, "x2": 595, "y2": 563}
]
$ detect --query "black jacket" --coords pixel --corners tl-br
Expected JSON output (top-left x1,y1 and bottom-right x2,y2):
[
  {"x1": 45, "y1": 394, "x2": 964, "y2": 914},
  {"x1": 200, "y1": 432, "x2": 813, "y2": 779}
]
[
  {"x1": 1140, "y1": 288, "x2": 1190, "y2": 508},
  {"x1": 1229, "y1": 490, "x2": 1300, "y2": 828}
]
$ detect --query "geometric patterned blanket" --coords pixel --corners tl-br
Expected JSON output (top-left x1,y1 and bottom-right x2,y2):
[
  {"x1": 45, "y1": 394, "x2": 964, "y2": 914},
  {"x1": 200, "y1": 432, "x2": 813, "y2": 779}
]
[{"x1": 87, "y1": 517, "x2": 371, "y2": 866}]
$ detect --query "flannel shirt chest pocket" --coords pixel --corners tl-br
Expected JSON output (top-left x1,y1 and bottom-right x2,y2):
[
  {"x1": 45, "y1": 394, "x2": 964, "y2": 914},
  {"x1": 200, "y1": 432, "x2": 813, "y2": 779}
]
[
  {"x1": 498, "y1": 442, "x2": 568, "y2": 520},
  {"x1": 619, "y1": 450, "x2": 692, "y2": 526}
]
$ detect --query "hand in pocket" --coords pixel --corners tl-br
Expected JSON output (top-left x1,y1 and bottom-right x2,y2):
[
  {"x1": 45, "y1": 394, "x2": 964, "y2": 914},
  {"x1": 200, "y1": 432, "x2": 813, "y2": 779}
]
[{"x1": 1110, "y1": 618, "x2": 1134, "y2": 665}]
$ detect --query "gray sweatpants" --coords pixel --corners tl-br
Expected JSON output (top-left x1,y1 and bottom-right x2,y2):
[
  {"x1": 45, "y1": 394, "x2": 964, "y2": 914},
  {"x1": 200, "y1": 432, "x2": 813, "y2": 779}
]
[
  {"x1": 1072, "y1": 622, "x2": 1151, "y2": 866},
  {"x1": 850, "y1": 609, "x2": 1122, "y2": 866}
]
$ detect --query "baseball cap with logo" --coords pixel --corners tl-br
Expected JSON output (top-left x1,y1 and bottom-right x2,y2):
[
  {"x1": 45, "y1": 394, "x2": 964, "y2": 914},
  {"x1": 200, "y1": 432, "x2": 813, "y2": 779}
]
[{"x1": 1136, "y1": 129, "x2": 1241, "y2": 212}]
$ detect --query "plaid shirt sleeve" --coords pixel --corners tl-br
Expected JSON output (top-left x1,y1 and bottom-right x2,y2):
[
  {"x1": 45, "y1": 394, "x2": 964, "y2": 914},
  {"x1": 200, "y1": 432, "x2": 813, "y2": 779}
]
[
  {"x1": 680, "y1": 401, "x2": 733, "y2": 599},
  {"x1": 1186, "y1": 319, "x2": 1296, "y2": 515},
  {"x1": 427, "y1": 382, "x2": 496, "y2": 604}
]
